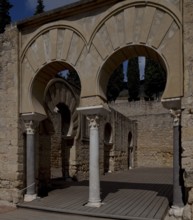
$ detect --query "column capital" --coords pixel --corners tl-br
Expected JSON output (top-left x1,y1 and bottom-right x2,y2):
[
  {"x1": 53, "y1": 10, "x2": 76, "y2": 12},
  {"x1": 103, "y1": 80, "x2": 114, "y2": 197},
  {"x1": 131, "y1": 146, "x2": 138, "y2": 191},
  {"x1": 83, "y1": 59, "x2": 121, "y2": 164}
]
[
  {"x1": 87, "y1": 115, "x2": 99, "y2": 128},
  {"x1": 21, "y1": 112, "x2": 47, "y2": 134},
  {"x1": 170, "y1": 109, "x2": 181, "y2": 126},
  {"x1": 24, "y1": 120, "x2": 39, "y2": 135}
]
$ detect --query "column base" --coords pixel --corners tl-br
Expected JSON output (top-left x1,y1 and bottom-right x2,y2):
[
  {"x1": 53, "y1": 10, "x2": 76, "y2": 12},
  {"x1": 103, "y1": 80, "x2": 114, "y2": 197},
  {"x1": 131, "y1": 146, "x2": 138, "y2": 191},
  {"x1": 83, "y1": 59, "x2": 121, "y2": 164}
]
[
  {"x1": 169, "y1": 205, "x2": 184, "y2": 218},
  {"x1": 85, "y1": 201, "x2": 103, "y2": 208},
  {"x1": 24, "y1": 194, "x2": 37, "y2": 202}
]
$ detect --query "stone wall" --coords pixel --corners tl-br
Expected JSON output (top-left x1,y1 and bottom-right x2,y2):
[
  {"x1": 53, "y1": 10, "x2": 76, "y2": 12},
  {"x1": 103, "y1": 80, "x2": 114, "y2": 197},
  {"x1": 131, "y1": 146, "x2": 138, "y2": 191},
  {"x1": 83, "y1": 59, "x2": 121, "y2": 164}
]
[
  {"x1": 110, "y1": 100, "x2": 173, "y2": 168},
  {"x1": 108, "y1": 109, "x2": 137, "y2": 171},
  {"x1": 181, "y1": 1, "x2": 193, "y2": 219},
  {"x1": 0, "y1": 26, "x2": 22, "y2": 204}
]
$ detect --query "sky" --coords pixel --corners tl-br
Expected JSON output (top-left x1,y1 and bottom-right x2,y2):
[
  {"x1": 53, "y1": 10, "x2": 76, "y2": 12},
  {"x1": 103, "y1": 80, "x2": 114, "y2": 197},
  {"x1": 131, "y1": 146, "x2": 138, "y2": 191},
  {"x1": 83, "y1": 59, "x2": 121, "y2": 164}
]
[{"x1": 9, "y1": 0, "x2": 79, "y2": 22}]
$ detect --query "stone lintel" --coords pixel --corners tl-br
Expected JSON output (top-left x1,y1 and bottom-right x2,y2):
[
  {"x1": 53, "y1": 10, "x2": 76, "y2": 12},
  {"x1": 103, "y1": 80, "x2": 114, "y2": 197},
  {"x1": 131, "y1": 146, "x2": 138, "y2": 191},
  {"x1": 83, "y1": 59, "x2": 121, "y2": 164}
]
[
  {"x1": 21, "y1": 112, "x2": 47, "y2": 122},
  {"x1": 77, "y1": 105, "x2": 110, "y2": 116},
  {"x1": 161, "y1": 97, "x2": 181, "y2": 110}
]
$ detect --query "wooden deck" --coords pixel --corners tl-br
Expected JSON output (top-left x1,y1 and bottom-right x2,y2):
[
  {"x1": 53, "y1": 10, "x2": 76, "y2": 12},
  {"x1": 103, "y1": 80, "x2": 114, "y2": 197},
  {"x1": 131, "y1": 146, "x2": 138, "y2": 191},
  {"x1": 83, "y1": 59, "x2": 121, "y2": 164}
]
[{"x1": 18, "y1": 168, "x2": 173, "y2": 220}]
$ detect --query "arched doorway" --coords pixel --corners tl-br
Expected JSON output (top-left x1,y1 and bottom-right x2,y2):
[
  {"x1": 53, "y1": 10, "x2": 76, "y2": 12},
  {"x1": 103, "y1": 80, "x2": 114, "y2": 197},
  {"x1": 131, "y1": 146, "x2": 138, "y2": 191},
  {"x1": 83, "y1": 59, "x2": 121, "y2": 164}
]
[
  {"x1": 128, "y1": 132, "x2": 133, "y2": 169},
  {"x1": 104, "y1": 123, "x2": 113, "y2": 174},
  {"x1": 32, "y1": 63, "x2": 81, "y2": 195}
]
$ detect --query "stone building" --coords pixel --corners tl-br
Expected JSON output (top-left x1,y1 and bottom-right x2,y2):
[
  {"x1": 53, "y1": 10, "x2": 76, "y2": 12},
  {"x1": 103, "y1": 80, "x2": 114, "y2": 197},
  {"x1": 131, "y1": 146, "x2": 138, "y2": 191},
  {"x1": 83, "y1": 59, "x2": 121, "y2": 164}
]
[{"x1": 1, "y1": 0, "x2": 193, "y2": 219}]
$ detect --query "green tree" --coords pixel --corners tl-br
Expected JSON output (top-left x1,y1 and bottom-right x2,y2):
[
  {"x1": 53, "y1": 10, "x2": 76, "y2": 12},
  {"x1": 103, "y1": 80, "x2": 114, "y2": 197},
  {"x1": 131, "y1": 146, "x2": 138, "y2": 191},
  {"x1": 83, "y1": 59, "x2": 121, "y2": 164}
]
[
  {"x1": 0, "y1": 0, "x2": 13, "y2": 33},
  {"x1": 127, "y1": 57, "x2": 140, "y2": 101},
  {"x1": 107, "y1": 63, "x2": 124, "y2": 102},
  {"x1": 144, "y1": 58, "x2": 166, "y2": 100},
  {"x1": 34, "y1": 0, "x2": 45, "y2": 15},
  {"x1": 66, "y1": 70, "x2": 81, "y2": 89}
]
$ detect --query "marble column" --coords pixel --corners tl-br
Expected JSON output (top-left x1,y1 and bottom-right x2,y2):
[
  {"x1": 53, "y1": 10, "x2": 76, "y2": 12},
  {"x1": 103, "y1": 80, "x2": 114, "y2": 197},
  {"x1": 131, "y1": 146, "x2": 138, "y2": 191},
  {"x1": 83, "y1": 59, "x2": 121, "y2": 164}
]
[
  {"x1": 21, "y1": 112, "x2": 46, "y2": 202},
  {"x1": 23, "y1": 120, "x2": 38, "y2": 202},
  {"x1": 170, "y1": 109, "x2": 184, "y2": 208},
  {"x1": 86, "y1": 115, "x2": 101, "y2": 207},
  {"x1": 77, "y1": 105, "x2": 110, "y2": 208}
]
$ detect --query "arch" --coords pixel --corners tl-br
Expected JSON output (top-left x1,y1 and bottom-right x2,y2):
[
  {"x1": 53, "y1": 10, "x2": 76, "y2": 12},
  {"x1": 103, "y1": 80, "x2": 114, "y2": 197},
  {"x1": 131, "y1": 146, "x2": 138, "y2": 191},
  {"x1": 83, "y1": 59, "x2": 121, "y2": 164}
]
[
  {"x1": 21, "y1": 22, "x2": 87, "y2": 60},
  {"x1": 20, "y1": 25, "x2": 85, "y2": 114},
  {"x1": 20, "y1": 0, "x2": 183, "y2": 112},
  {"x1": 43, "y1": 78, "x2": 80, "y2": 138},
  {"x1": 97, "y1": 45, "x2": 168, "y2": 101},
  {"x1": 89, "y1": 1, "x2": 182, "y2": 104},
  {"x1": 89, "y1": 0, "x2": 182, "y2": 47}
]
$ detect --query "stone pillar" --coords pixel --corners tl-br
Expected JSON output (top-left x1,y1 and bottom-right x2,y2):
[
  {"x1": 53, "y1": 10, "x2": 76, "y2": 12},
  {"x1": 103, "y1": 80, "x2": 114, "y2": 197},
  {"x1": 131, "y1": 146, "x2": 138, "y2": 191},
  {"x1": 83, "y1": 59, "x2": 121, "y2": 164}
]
[
  {"x1": 86, "y1": 115, "x2": 101, "y2": 207},
  {"x1": 23, "y1": 120, "x2": 38, "y2": 202},
  {"x1": 21, "y1": 113, "x2": 46, "y2": 202},
  {"x1": 170, "y1": 109, "x2": 184, "y2": 215},
  {"x1": 77, "y1": 105, "x2": 110, "y2": 208}
]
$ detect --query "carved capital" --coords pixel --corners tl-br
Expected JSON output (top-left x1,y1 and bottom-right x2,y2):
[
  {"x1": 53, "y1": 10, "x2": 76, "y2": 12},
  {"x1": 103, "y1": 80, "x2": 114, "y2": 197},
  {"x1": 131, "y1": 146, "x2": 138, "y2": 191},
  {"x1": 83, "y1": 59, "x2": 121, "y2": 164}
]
[
  {"x1": 170, "y1": 109, "x2": 181, "y2": 126},
  {"x1": 87, "y1": 115, "x2": 99, "y2": 128},
  {"x1": 24, "y1": 120, "x2": 39, "y2": 135}
]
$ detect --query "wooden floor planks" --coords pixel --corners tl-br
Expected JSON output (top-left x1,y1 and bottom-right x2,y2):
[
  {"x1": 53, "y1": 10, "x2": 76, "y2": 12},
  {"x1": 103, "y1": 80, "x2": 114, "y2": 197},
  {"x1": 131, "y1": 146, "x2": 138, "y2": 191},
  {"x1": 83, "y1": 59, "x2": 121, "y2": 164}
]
[{"x1": 18, "y1": 168, "x2": 173, "y2": 220}]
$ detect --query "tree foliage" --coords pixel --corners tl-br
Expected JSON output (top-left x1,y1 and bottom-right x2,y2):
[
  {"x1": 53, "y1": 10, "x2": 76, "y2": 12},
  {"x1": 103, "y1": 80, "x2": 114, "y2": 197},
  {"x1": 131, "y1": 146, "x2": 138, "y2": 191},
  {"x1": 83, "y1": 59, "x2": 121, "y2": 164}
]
[
  {"x1": 127, "y1": 57, "x2": 140, "y2": 101},
  {"x1": 144, "y1": 58, "x2": 166, "y2": 100},
  {"x1": 34, "y1": 0, "x2": 45, "y2": 15},
  {"x1": 0, "y1": 0, "x2": 13, "y2": 33},
  {"x1": 66, "y1": 70, "x2": 81, "y2": 89},
  {"x1": 107, "y1": 63, "x2": 124, "y2": 102}
]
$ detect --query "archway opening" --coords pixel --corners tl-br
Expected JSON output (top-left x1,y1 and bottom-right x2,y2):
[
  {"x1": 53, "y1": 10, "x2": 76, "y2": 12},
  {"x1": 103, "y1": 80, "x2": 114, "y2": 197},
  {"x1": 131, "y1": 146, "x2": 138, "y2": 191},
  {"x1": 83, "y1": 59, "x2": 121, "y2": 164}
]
[
  {"x1": 56, "y1": 103, "x2": 71, "y2": 136},
  {"x1": 31, "y1": 61, "x2": 81, "y2": 115},
  {"x1": 104, "y1": 123, "x2": 113, "y2": 174},
  {"x1": 128, "y1": 132, "x2": 133, "y2": 169},
  {"x1": 31, "y1": 61, "x2": 81, "y2": 196},
  {"x1": 98, "y1": 45, "x2": 173, "y2": 171}
]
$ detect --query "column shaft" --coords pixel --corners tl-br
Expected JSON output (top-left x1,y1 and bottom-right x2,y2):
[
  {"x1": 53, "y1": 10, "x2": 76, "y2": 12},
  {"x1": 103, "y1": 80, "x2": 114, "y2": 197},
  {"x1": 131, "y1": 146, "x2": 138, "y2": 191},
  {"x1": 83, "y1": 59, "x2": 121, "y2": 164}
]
[
  {"x1": 89, "y1": 124, "x2": 100, "y2": 203},
  {"x1": 173, "y1": 124, "x2": 183, "y2": 207},
  {"x1": 26, "y1": 133, "x2": 35, "y2": 195},
  {"x1": 23, "y1": 120, "x2": 37, "y2": 202},
  {"x1": 171, "y1": 109, "x2": 184, "y2": 207},
  {"x1": 87, "y1": 116, "x2": 101, "y2": 207}
]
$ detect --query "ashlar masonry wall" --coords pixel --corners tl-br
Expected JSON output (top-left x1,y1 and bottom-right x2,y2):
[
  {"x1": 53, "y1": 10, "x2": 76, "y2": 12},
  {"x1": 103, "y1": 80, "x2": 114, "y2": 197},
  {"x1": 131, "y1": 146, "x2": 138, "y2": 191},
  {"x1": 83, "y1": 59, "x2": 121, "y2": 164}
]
[
  {"x1": 110, "y1": 100, "x2": 173, "y2": 168},
  {"x1": 0, "y1": 26, "x2": 22, "y2": 204},
  {"x1": 181, "y1": 1, "x2": 193, "y2": 219}
]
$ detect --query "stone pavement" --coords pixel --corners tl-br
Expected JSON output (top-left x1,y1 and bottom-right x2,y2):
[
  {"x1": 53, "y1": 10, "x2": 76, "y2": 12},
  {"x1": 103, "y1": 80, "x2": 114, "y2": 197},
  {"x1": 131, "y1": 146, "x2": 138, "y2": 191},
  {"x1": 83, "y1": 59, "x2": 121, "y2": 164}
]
[{"x1": 0, "y1": 208, "x2": 113, "y2": 220}]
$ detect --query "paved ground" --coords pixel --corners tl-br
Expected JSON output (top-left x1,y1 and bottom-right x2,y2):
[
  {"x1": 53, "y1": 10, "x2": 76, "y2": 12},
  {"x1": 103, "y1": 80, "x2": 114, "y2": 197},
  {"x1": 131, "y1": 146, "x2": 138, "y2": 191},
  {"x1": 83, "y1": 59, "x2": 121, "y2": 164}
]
[
  {"x1": 0, "y1": 206, "x2": 16, "y2": 214},
  {"x1": 0, "y1": 168, "x2": 173, "y2": 220},
  {"x1": 0, "y1": 208, "x2": 114, "y2": 220}
]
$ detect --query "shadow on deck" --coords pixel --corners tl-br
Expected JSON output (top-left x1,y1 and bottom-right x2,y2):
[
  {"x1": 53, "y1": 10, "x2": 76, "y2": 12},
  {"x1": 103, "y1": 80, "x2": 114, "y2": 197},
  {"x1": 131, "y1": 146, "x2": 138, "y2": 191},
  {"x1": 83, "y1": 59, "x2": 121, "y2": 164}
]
[{"x1": 18, "y1": 168, "x2": 173, "y2": 220}]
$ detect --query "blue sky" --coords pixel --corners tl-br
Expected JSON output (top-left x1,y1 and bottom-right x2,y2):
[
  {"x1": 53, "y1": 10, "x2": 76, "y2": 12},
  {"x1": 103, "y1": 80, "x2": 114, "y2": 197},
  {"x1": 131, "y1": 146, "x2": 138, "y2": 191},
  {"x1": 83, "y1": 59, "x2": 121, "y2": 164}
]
[{"x1": 9, "y1": 0, "x2": 79, "y2": 22}]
